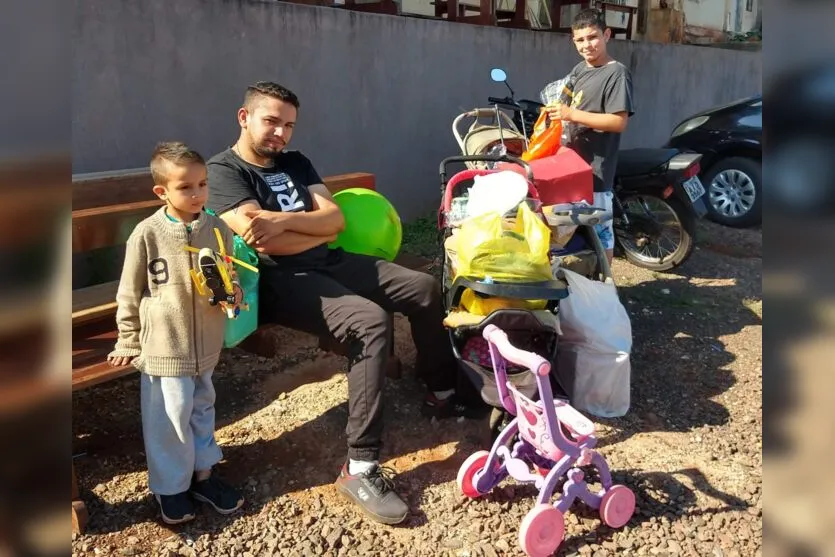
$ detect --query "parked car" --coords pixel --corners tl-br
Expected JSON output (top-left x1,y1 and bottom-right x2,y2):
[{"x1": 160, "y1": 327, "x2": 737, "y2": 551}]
[{"x1": 665, "y1": 95, "x2": 762, "y2": 228}]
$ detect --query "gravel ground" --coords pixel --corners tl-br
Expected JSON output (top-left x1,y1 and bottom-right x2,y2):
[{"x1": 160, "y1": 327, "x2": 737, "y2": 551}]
[{"x1": 72, "y1": 220, "x2": 762, "y2": 557}]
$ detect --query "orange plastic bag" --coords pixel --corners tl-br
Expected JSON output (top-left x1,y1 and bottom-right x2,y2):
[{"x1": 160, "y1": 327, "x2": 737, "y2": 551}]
[{"x1": 521, "y1": 109, "x2": 562, "y2": 162}]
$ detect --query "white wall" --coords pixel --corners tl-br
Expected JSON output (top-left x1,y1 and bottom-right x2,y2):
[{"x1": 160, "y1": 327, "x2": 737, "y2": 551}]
[
  {"x1": 400, "y1": 0, "x2": 434, "y2": 16},
  {"x1": 682, "y1": 0, "x2": 727, "y2": 29},
  {"x1": 682, "y1": 0, "x2": 760, "y2": 34},
  {"x1": 737, "y1": 0, "x2": 760, "y2": 33}
]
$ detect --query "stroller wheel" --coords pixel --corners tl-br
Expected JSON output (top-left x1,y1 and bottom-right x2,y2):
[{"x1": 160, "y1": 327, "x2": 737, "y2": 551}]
[
  {"x1": 599, "y1": 485, "x2": 636, "y2": 529},
  {"x1": 519, "y1": 504, "x2": 565, "y2": 557},
  {"x1": 457, "y1": 450, "x2": 490, "y2": 498}
]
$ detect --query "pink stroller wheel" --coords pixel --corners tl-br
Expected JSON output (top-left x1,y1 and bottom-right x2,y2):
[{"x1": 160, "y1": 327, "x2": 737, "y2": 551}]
[
  {"x1": 519, "y1": 504, "x2": 565, "y2": 557},
  {"x1": 599, "y1": 485, "x2": 636, "y2": 528},
  {"x1": 456, "y1": 450, "x2": 490, "y2": 498}
]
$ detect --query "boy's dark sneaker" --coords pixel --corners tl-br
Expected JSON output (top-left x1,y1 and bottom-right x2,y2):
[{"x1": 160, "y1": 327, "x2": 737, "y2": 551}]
[
  {"x1": 420, "y1": 392, "x2": 487, "y2": 420},
  {"x1": 155, "y1": 492, "x2": 196, "y2": 525},
  {"x1": 335, "y1": 463, "x2": 409, "y2": 525},
  {"x1": 189, "y1": 472, "x2": 244, "y2": 515}
]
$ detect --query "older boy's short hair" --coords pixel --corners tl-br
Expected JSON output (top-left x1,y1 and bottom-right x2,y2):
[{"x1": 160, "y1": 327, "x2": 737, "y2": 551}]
[
  {"x1": 572, "y1": 8, "x2": 607, "y2": 32},
  {"x1": 149, "y1": 141, "x2": 205, "y2": 185},
  {"x1": 244, "y1": 81, "x2": 300, "y2": 111}
]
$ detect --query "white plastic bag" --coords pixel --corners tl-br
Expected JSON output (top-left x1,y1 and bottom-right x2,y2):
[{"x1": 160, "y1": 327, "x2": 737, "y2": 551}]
[
  {"x1": 465, "y1": 171, "x2": 529, "y2": 219},
  {"x1": 559, "y1": 269, "x2": 631, "y2": 352},
  {"x1": 540, "y1": 73, "x2": 577, "y2": 146},
  {"x1": 557, "y1": 268, "x2": 632, "y2": 417},
  {"x1": 540, "y1": 74, "x2": 575, "y2": 106},
  {"x1": 558, "y1": 346, "x2": 631, "y2": 419}
]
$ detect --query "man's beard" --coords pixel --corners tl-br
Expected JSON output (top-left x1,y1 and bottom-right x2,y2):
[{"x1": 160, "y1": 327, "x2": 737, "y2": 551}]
[{"x1": 253, "y1": 142, "x2": 282, "y2": 159}]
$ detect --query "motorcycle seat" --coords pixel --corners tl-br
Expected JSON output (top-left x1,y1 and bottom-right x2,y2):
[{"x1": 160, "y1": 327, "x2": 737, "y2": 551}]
[{"x1": 616, "y1": 148, "x2": 679, "y2": 177}]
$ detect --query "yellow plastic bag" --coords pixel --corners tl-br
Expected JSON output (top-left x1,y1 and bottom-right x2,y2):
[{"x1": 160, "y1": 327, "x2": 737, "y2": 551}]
[{"x1": 455, "y1": 203, "x2": 552, "y2": 283}]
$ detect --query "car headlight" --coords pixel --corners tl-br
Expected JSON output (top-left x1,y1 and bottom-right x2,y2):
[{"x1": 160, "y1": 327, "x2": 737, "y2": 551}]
[{"x1": 671, "y1": 115, "x2": 710, "y2": 138}]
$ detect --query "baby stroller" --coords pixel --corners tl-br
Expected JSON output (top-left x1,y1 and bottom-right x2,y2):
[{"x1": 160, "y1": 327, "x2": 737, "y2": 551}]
[
  {"x1": 451, "y1": 108, "x2": 528, "y2": 171},
  {"x1": 437, "y1": 154, "x2": 635, "y2": 556},
  {"x1": 437, "y1": 154, "x2": 615, "y2": 439}
]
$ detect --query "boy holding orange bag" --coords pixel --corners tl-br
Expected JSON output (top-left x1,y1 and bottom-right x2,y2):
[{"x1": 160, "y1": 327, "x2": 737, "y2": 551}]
[{"x1": 546, "y1": 8, "x2": 634, "y2": 265}]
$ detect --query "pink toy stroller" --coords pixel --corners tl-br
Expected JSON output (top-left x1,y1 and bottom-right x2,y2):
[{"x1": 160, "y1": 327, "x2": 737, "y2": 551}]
[{"x1": 456, "y1": 324, "x2": 636, "y2": 557}]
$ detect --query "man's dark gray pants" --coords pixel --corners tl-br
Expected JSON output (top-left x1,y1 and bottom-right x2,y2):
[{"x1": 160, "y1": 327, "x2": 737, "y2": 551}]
[{"x1": 260, "y1": 251, "x2": 458, "y2": 462}]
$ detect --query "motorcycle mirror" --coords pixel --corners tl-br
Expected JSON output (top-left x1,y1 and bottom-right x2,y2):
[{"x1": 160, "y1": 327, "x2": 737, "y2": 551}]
[{"x1": 490, "y1": 68, "x2": 508, "y2": 83}]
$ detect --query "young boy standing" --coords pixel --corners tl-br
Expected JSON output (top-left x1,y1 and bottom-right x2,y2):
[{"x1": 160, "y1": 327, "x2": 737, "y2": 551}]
[
  {"x1": 547, "y1": 8, "x2": 635, "y2": 264},
  {"x1": 107, "y1": 142, "x2": 244, "y2": 524}
]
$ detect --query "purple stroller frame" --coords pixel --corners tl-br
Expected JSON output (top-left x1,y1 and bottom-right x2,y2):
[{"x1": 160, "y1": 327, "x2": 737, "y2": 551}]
[{"x1": 456, "y1": 324, "x2": 635, "y2": 557}]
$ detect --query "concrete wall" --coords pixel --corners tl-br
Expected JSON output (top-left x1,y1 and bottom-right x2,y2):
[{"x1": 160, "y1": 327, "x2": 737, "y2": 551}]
[
  {"x1": 0, "y1": 0, "x2": 69, "y2": 161},
  {"x1": 73, "y1": 0, "x2": 761, "y2": 220}
]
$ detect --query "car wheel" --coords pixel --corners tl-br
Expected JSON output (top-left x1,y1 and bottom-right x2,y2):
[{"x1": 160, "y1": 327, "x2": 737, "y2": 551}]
[{"x1": 702, "y1": 157, "x2": 762, "y2": 228}]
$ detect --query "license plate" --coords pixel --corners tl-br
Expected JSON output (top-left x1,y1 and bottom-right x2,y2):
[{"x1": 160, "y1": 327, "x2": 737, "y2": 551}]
[{"x1": 682, "y1": 176, "x2": 706, "y2": 202}]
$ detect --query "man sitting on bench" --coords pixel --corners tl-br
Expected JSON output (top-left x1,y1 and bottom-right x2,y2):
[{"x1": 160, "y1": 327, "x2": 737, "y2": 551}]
[{"x1": 206, "y1": 81, "x2": 480, "y2": 525}]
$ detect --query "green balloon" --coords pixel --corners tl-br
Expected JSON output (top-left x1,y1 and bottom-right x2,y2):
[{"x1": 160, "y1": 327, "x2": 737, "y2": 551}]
[{"x1": 329, "y1": 188, "x2": 402, "y2": 262}]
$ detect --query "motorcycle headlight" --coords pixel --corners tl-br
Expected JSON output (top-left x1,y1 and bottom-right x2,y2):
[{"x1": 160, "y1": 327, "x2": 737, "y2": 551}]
[{"x1": 671, "y1": 115, "x2": 709, "y2": 138}]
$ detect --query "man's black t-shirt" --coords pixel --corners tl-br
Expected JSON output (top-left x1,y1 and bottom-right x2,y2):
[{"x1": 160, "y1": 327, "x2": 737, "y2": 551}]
[
  {"x1": 564, "y1": 60, "x2": 635, "y2": 192},
  {"x1": 205, "y1": 148, "x2": 331, "y2": 271}
]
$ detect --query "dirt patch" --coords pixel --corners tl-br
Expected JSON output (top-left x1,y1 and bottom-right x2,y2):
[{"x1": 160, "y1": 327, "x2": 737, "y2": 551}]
[{"x1": 72, "y1": 223, "x2": 762, "y2": 557}]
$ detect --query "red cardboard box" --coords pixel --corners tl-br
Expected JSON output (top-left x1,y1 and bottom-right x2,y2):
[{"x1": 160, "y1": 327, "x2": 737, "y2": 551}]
[{"x1": 497, "y1": 147, "x2": 593, "y2": 205}]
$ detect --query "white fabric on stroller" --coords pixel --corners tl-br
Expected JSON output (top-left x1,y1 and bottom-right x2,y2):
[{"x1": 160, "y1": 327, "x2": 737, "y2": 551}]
[
  {"x1": 465, "y1": 171, "x2": 529, "y2": 219},
  {"x1": 556, "y1": 268, "x2": 632, "y2": 418}
]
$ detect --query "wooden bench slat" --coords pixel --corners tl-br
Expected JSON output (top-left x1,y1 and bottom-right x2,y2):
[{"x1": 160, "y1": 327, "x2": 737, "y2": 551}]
[
  {"x1": 72, "y1": 281, "x2": 120, "y2": 326},
  {"x1": 72, "y1": 169, "x2": 376, "y2": 211},
  {"x1": 72, "y1": 168, "x2": 156, "y2": 211},
  {"x1": 72, "y1": 322, "x2": 135, "y2": 390},
  {"x1": 72, "y1": 342, "x2": 117, "y2": 369},
  {"x1": 72, "y1": 362, "x2": 135, "y2": 391},
  {"x1": 322, "y1": 172, "x2": 376, "y2": 195},
  {"x1": 72, "y1": 199, "x2": 162, "y2": 253},
  {"x1": 73, "y1": 323, "x2": 118, "y2": 363},
  {"x1": 71, "y1": 173, "x2": 376, "y2": 254}
]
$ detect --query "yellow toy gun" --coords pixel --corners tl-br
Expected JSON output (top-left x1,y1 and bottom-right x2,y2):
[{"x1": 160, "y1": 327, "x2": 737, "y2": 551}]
[{"x1": 185, "y1": 228, "x2": 259, "y2": 319}]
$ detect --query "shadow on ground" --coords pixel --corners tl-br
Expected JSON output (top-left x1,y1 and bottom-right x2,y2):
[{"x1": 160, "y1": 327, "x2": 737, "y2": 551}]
[
  {"x1": 72, "y1": 349, "x2": 490, "y2": 535},
  {"x1": 583, "y1": 274, "x2": 761, "y2": 450}
]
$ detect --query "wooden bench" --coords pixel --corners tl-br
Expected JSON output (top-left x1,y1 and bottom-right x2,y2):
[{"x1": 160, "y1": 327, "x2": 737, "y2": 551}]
[{"x1": 71, "y1": 168, "x2": 427, "y2": 532}]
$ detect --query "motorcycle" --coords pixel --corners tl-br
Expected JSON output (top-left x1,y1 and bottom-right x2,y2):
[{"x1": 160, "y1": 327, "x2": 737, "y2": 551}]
[
  {"x1": 451, "y1": 68, "x2": 708, "y2": 272},
  {"x1": 610, "y1": 148, "x2": 707, "y2": 271}
]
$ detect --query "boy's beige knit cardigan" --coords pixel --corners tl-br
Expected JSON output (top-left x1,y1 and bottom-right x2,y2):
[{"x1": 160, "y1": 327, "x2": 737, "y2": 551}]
[{"x1": 108, "y1": 207, "x2": 235, "y2": 376}]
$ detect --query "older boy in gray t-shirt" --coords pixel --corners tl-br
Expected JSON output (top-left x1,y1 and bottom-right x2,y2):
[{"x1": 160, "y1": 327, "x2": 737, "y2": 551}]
[{"x1": 547, "y1": 8, "x2": 635, "y2": 264}]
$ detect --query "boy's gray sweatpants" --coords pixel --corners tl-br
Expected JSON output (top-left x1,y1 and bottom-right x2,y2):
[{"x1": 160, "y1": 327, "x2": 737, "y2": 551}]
[{"x1": 141, "y1": 368, "x2": 223, "y2": 495}]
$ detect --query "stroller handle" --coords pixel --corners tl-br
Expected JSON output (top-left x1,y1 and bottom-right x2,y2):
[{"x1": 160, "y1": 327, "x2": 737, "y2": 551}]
[
  {"x1": 439, "y1": 155, "x2": 534, "y2": 185},
  {"x1": 482, "y1": 324, "x2": 551, "y2": 377}
]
